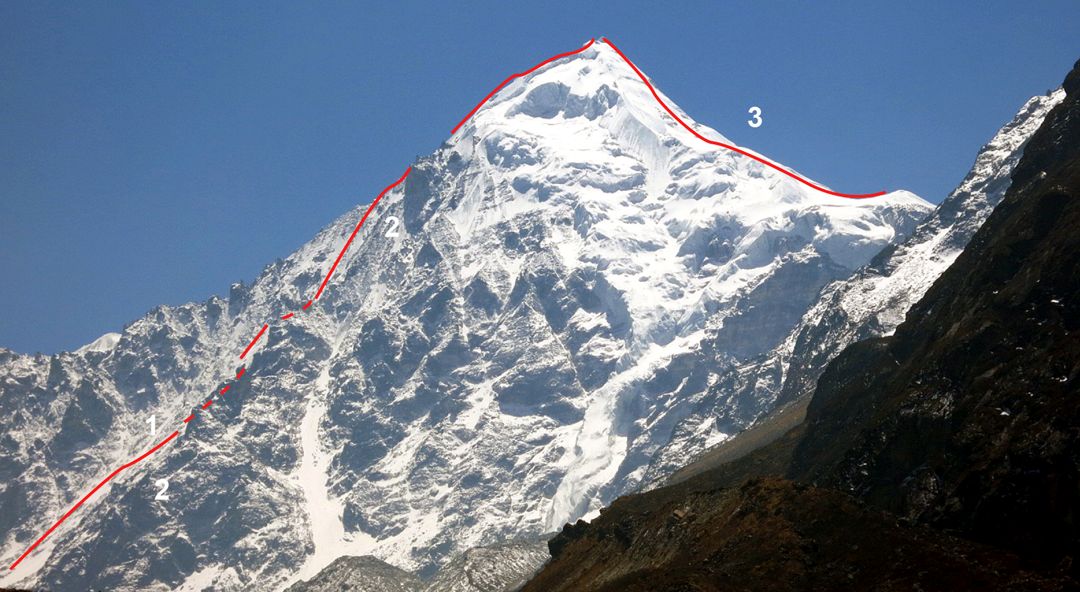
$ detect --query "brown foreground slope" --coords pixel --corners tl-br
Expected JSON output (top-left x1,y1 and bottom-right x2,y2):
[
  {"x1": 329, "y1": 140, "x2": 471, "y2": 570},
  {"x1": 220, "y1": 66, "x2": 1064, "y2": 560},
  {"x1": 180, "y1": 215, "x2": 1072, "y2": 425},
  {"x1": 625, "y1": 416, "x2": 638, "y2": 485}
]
[{"x1": 526, "y1": 479, "x2": 1067, "y2": 592}]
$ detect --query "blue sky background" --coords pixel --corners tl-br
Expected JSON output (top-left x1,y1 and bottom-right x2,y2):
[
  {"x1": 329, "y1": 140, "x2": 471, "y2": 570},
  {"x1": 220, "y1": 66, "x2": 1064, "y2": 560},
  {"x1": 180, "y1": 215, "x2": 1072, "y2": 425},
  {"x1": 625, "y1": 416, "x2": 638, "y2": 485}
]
[{"x1": 2, "y1": 1, "x2": 1078, "y2": 354}]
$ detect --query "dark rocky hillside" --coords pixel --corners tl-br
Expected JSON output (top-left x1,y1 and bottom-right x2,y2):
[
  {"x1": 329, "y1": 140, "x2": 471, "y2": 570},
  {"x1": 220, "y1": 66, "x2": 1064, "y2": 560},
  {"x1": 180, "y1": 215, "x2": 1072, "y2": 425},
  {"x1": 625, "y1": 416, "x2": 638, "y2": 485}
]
[
  {"x1": 523, "y1": 58, "x2": 1080, "y2": 591},
  {"x1": 525, "y1": 479, "x2": 1068, "y2": 592},
  {"x1": 791, "y1": 56, "x2": 1080, "y2": 565}
]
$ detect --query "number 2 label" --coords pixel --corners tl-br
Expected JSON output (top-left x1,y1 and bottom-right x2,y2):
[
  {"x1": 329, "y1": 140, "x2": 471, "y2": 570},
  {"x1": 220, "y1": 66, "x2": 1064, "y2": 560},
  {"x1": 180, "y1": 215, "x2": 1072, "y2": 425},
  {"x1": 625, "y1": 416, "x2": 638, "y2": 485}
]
[
  {"x1": 384, "y1": 216, "x2": 401, "y2": 238},
  {"x1": 154, "y1": 479, "x2": 170, "y2": 501}
]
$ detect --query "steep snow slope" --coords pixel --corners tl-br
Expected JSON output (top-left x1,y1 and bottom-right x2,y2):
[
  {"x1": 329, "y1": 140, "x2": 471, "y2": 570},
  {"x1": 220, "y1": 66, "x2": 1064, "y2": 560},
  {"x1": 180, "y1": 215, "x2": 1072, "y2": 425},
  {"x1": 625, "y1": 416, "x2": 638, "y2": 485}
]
[
  {"x1": 0, "y1": 40, "x2": 928, "y2": 590},
  {"x1": 643, "y1": 88, "x2": 1066, "y2": 484}
]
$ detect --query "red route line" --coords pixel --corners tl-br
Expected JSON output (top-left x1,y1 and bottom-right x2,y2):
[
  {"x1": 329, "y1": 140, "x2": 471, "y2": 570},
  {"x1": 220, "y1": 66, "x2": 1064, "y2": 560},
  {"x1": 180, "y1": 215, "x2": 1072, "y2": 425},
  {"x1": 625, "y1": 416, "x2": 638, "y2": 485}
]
[
  {"x1": 280, "y1": 312, "x2": 294, "y2": 320},
  {"x1": 449, "y1": 36, "x2": 884, "y2": 199},
  {"x1": 8, "y1": 431, "x2": 180, "y2": 570},
  {"x1": 450, "y1": 38, "x2": 596, "y2": 135},
  {"x1": 312, "y1": 166, "x2": 411, "y2": 301},
  {"x1": 10, "y1": 169, "x2": 409, "y2": 571},
  {"x1": 12, "y1": 41, "x2": 887, "y2": 570},
  {"x1": 219, "y1": 385, "x2": 230, "y2": 395},
  {"x1": 239, "y1": 324, "x2": 268, "y2": 360},
  {"x1": 599, "y1": 38, "x2": 884, "y2": 199},
  {"x1": 13, "y1": 34, "x2": 879, "y2": 575}
]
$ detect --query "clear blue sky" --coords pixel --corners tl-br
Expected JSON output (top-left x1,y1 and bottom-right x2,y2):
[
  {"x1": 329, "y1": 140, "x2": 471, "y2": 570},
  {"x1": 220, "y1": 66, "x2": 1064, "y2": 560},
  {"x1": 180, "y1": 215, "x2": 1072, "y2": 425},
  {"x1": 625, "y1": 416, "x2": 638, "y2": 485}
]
[{"x1": 2, "y1": 1, "x2": 1078, "y2": 354}]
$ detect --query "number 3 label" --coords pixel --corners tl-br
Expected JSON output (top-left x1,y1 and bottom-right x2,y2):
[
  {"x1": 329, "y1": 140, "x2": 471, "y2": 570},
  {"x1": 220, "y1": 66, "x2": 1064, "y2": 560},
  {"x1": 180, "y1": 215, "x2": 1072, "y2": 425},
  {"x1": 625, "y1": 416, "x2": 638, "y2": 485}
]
[{"x1": 747, "y1": 106, "x2": 763, "y2": 128}]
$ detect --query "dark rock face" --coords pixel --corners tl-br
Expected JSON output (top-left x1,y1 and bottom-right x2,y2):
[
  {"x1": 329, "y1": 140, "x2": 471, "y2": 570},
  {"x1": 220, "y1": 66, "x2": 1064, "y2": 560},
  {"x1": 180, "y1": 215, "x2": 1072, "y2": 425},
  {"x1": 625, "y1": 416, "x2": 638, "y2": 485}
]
[
  {"x1": 524, "y1": 59, "x2": 1080, "y2": 590},
  {"x1": 791, "y1": 57, "x2": 1080, "y2": 566},
  {"x1": 548, "y1": 520, "x2": 590, "y2": 559}
]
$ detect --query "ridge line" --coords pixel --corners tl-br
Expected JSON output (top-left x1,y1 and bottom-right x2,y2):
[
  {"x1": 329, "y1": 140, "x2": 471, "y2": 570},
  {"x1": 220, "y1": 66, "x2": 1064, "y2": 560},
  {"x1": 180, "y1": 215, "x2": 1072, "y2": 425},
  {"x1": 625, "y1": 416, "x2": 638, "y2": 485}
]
[
  {"x1": 9, "y1": 431, "x2": 180, "y2": 570},
  {"x1": 599, "y1": 38, "x2": 886, "y2": 199},
  {"x1": 9, "y1": 167, "x2": 411, "y2": 572},
  {"x1": 449, "y1": 35, "x2": 886, "y2": 199},
  {"x1": 450, "y1": 39, "x2": 596, "y2": 135}
]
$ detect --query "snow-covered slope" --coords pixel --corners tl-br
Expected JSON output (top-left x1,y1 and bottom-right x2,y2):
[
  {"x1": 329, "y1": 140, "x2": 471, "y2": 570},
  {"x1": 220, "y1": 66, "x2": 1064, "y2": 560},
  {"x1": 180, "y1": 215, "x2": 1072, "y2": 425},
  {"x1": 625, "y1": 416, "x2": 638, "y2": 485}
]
[
  {"x1": 0, "y1": 40, "x2": 929, "y2": 590},
  {"x1": 642, "y1": 88, "x2": 1066, "y2": 484}
]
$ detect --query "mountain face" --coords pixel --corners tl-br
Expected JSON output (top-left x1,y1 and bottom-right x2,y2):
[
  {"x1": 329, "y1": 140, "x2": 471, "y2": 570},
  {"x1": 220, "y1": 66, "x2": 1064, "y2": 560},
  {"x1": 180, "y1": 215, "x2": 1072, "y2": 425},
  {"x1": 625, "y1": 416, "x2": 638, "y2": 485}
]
[
  {"x1": 523, "y1": 58, "x2": 1080, "y2": 591},
  {"x1": 0, "y1": 40, "x2": 929, "y2": 590},
  {"x1": 642, "y1": 87, "x2": 1066, "y2": 485}
]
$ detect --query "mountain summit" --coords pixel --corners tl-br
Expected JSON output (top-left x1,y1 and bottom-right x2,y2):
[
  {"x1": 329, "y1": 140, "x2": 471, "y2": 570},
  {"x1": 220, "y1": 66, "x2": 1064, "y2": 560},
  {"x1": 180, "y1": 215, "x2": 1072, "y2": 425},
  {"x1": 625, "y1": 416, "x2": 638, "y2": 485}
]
[
  {"x1": 1, "y1": 40, "x2": 929, "y2": 590},
  {"x1": 522, "y1": 57, "x2": 1080, "y2": 592}
]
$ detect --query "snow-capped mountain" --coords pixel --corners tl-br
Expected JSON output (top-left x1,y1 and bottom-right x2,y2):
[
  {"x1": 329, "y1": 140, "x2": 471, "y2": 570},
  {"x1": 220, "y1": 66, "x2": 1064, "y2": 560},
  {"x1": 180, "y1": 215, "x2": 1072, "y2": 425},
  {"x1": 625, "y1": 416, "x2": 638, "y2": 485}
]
[
  {"x1": 642, "y1": 88, "x2": 1067, "y2": 485},
  {"x1": 0, "y1": 39, "x2": 929, "y2": 590}
]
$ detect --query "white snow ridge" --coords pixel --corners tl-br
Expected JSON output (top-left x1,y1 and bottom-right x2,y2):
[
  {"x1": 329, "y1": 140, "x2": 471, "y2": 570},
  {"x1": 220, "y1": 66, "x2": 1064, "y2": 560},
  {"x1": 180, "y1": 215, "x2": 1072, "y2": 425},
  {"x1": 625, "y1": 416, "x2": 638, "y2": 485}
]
[{"x1": 0, "y1": 39, "x2": 944, "y2": 591}]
